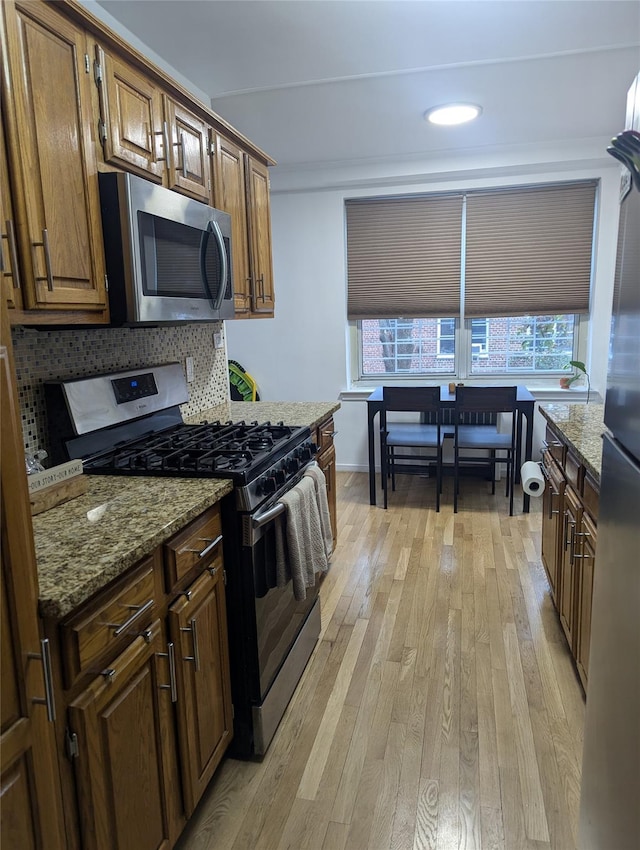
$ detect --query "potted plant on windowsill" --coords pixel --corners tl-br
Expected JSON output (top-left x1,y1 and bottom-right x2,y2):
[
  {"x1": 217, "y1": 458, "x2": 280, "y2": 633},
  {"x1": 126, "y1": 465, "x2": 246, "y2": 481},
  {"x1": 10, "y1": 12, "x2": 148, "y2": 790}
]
[{"x1": 560, "y1": 360, "x2": 591, "y2": 403}]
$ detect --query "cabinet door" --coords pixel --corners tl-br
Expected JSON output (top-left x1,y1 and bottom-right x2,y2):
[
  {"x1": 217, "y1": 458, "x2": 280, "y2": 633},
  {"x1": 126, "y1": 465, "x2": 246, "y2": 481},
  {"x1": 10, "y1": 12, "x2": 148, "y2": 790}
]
[
  {"x1": 68, "y1": 623, "x2": 177, "y2": 850},
  {"x1": 2, "y1": 1, "x2": 107, "y2": 311},
  {"x1": 559, "y1": 486, "x2": 581, "y2": 651},
  {"x1": 1, "y1": 309, "x2": 66, "y2": 849},
  {"x1": 540, "y1": 455, "x2": 564, "y2": 603},
  {"x1": 318, "y1": 443, "x2": 337, "y2": 549},
  {"x1": 164, "y1": 96, "x2": 211, "y2": 202},
  {"x1": 169, "y1": 567, "x2": 233, "y2": 816},
  {"x1": 213, "y1": 134, "x2": 252, "y2": 315},
  {"x1": 246, "y1": 157, "x2": 275, "y2": 315},
  {"x1": 575, "y1": 514, "x2": 596, "y2": 690},
  {"x1": 95, "y1": 45, "x2": 164, "y2": 181},
  {"x1": 0, "y1": 125, "x2": 23, "y2": 310}
]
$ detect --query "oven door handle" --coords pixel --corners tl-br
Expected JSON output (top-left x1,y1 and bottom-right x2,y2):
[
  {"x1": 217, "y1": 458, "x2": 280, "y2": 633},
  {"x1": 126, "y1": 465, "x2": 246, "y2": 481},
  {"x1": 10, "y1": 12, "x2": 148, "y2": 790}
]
[{"x1": 252, "y1": 502, "x2": 286, "y2": 529}]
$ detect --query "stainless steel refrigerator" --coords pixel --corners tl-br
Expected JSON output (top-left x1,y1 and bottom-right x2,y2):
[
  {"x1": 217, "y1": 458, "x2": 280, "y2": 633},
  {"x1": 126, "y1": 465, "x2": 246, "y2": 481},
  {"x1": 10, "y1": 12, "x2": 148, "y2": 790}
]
[{"x1": 578, "y1": 74, "x2": 640, "y2": 850}]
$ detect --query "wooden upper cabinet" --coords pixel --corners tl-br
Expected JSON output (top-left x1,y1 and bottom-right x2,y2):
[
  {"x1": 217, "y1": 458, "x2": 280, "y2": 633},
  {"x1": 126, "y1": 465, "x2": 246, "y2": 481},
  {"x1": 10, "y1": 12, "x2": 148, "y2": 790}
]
[
  {"x1": 1, "y1": 304, "x2": 66, "y2": 849},
  {"x1": 0, "y1": 125, "x2": 23, "y2": 310},
  {"x1": 163, "y1": 96, "x2": 212, "y2": 202},
  {"x1": 94, "y1": 44, "x2": 164, "y2": 181},
  {"x1": 1, "y1": 0, "x2": 107, "y2": 313},
  {"x1": 213, "y1": 133, "x2": 252, "y2": 314},
  {"x1": 246, "y1": 157, "x2": 275, "y2": 315}
]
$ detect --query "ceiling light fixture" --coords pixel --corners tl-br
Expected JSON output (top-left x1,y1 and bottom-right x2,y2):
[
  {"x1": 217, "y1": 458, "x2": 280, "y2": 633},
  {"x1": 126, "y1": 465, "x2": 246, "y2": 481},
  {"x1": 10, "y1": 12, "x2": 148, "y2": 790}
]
[{"x1": 425, "y1": 103, "x2": 482, "y2": 126}]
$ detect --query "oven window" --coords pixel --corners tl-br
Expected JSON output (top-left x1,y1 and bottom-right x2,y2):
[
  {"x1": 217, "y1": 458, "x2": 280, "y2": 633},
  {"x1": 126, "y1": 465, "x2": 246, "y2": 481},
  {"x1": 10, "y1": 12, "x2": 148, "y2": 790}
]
[
  {"x1": 250, "y1": 522, "x2": 318, "y2": 699},
  {"x1": 138, "y1": 212, "x2": 230, "y2": 301}
]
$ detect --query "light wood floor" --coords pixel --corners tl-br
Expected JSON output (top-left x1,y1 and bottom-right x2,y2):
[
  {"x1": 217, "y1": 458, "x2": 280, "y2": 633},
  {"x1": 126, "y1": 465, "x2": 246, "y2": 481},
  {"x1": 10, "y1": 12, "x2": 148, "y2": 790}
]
[{"x1": 178, "y1": 472, "x2": 585, "y2": 850}]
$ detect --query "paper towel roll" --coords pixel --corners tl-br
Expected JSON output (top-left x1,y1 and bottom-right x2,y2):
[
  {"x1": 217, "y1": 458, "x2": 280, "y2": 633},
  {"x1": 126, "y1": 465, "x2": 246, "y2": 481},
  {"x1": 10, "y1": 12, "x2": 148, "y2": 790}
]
[{"x1": 521, "y1": 461, "x2": 545, "y2": 496}]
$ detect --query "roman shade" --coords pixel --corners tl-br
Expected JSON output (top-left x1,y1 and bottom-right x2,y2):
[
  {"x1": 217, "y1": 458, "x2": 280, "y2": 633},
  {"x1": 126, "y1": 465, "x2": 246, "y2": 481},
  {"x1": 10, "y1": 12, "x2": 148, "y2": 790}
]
[
  {"x1": 346, "y1": 194, "x2": 463, "y2": 319},
  {"x1": 464, "y1": 182, "x2": 597, "y2": 318}
]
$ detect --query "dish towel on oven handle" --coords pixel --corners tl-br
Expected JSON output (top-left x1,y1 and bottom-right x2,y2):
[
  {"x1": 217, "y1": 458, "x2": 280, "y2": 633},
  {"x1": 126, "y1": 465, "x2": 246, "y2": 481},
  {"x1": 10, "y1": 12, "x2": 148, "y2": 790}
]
[
  {"x1": 303, "y1": 462, "x2": 333, "y2": 560},
  {"x1": 274, "y1": 475, "x2": 329, "y2": 600}
]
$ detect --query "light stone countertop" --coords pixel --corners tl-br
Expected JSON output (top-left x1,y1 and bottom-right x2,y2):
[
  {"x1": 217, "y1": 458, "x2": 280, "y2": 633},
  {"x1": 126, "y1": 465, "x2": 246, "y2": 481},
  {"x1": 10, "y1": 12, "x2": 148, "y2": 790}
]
[
  {"x1": 34, "y1": 400, "x2": 340, "y2": 620},
  {"x1": 539, "y1": 402, "x2": 605, "y2": 481},
  {"x1": 185, "y1": 400, "x2": 340, "y2": 432}
]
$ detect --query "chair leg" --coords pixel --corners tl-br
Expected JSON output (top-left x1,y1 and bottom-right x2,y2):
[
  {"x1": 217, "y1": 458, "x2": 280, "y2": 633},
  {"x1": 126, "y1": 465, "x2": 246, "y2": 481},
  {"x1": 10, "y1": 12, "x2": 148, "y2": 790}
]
[
  {"x1": 453, "y1": 443, "x2": 459, "y2": 513},
  {"x1": 509, "y1": 453, "x2": 515, "y2": 516},
  {"x1": 390, "y1": 448, "x2": 397, "y2": 491},
  {"x1": 505, "y1": 455, "x2": 510, "y2": 497},
  {"x1": 491, "y1": 450, "x2": 496, "y2": 495},
  {"x1": 436, "y1": 448, "x2": 441, "y2": 512},
  {"x1": 382, "y1": 441, "x2": 388, "y2": 509}
]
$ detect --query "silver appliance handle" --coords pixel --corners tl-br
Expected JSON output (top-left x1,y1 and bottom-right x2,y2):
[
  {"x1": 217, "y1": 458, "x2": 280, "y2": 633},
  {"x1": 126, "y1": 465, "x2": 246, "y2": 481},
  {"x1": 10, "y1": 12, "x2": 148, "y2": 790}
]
[{"x1": 210, "y1": 219, "x2": 228, "y2": 311}]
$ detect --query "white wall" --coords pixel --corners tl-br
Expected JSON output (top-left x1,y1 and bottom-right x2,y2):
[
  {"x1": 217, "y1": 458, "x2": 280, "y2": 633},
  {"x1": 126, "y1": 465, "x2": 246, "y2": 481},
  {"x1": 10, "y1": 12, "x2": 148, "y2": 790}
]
[{"x1": 226, "y1": 144, "x2": 622, "y2": 473}]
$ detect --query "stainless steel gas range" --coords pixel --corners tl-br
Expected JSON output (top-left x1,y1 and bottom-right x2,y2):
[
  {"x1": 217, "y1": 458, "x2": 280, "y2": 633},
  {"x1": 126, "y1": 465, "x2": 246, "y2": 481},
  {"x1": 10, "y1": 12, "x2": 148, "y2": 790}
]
[{"x1": 45, "y1": 362, "x2": 321, "y2": 756}]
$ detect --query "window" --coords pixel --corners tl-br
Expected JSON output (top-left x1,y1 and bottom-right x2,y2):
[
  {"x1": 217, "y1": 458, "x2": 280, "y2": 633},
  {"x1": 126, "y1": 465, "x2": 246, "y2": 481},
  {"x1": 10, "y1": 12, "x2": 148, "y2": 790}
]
[{"x1": 347, "y1": 182, "x2": 596, "y2": 380}]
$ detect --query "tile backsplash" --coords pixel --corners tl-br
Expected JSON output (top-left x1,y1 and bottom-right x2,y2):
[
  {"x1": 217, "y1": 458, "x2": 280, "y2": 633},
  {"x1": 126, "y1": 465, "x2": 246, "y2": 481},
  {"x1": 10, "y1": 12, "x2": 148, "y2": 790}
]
[{"x1": 12, "y1": 323, "x2": 229, "y2": 457}]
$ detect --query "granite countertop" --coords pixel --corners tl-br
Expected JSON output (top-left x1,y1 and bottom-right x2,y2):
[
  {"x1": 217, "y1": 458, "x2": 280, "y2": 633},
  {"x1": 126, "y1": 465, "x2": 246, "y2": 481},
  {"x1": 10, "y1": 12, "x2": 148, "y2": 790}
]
[
  {"x1": 539, "y1": 402, "x2": 605, "y2": 481},
  {"x1": 34, "y1": 400, "x2": 340, "y2": 620},
  {"x1": 185, "y1": 400, "x2": 340, "y2": 431}
]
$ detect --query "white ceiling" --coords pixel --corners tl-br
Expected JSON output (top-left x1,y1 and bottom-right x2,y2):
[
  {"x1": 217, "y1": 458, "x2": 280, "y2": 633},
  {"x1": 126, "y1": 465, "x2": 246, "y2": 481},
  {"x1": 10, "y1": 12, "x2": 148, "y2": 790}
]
[{"x1": 96, "y1": 1, "x2": 639, "y2": 171}]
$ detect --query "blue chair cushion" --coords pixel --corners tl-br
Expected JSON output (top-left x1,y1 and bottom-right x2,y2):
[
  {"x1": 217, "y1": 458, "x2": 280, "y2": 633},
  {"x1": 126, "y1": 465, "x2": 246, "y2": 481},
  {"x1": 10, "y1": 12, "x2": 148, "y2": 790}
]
[
  {"x1": 385, "y1": 423, "x2": 441, "y2": 448},
  {"x1": 456, "y1": 424, "x2": 513, "y2": 450}
]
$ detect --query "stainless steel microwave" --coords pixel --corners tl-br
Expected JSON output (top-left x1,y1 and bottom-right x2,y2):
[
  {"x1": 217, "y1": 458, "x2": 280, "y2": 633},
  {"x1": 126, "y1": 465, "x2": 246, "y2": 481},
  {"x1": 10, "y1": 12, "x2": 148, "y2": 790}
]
[{"x1": 99, "y1": 172, "x2": 234, "y2": 325}]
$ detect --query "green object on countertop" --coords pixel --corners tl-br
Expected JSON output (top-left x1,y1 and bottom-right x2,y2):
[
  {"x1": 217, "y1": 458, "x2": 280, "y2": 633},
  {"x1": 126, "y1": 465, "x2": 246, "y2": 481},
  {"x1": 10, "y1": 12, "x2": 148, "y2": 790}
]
[{"x1": 229, "y1": 360, "x2": 260, "y2": 402}]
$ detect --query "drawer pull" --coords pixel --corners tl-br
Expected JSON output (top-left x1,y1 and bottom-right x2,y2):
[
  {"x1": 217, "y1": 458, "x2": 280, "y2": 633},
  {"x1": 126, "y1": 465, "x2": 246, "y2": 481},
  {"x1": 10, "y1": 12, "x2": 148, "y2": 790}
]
[
  {"x1": 321, "y1": 430, "x2": 338, "y2": 439},
  {"x1": 180, "y1": 131, "x2": 187, "y2": 178},
  {"x1": 158, "y1": 642, "x2": 178, "y2": 702},
  {"x1": 102, "y1": 668, "x2": 116, "y2": 682},
  {"x1": 573, "y1": 552, "x2": 593, "y2": 561},
  {"x1": 3, "y1": 219, "x2": 21, "y2": 290},
  {"x1": 181, "y1": 617, "x2": 200, "y2": 672},
  {"x1": 111, "y1": 598, "x2": 154, "y2": 637},
  {"x1": 32, "y1": 228, "x2": 54, "y2": 291},
  {"x1": 180, "y1": 533, "x2": 222, "y2": 559},
  {"x1": 542, "y1": 438, "x2": 562, "y2": 450},
  {"x1": 29, "y1": 638, "x2": 56, "y2": 723}
]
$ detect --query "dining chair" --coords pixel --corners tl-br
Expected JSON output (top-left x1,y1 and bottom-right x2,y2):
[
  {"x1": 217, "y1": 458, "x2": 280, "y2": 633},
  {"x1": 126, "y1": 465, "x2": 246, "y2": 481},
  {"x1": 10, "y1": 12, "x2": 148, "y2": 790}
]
[
  {"x1": 380, "y1": 386, "x2": 443, "y2": 510},
  {"x1": 453, "y1": 386, "x2": 518, "y2": 515}
]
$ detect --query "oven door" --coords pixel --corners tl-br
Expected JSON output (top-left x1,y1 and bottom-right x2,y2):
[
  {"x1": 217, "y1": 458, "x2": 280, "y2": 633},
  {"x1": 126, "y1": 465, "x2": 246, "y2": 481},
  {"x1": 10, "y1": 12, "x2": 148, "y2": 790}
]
[{"x1": 245, "y1": 501, "x2": 320, "y2": 702}]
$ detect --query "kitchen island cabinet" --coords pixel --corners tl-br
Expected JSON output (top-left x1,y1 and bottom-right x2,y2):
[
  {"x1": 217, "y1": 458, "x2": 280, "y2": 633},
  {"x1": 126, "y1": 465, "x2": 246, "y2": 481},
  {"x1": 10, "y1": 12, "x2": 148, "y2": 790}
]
[{"x1": 539, "y1": 403, "x2": 603, "y2": 691}]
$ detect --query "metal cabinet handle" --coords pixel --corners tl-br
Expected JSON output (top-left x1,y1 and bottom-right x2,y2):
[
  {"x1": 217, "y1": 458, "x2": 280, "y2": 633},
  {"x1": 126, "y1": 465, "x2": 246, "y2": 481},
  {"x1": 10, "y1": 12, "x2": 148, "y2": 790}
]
[
  {"x1": 154, "y1": 121, "x2": 171, "y2": 164},
  {"x1": 180, "y1": 533, "x2": 222, "y2": 559},
  {"x1": 32, "y1": 229, "x2": 54, "y2": 290},
  {"x1": 256, "y1": 274, "x2": 265, "y2": 302},
  {"x1": 158, "y1": 642, "x2": 178, "y2": 702},
  {"x1": 29, "y1": 638, "x2": 56, "y2": 722},
  {"x1": 321, "y1": 430, "x2": 338, "y2": 439},
  {"x1": 110, "y1": 598, "x2": 154, "y2": 637},
  {"x1": 180, "y1": 131, "x2": 187, "y2": 178},
  {"x1": 181, "y1": 617, "x2": 200, "y2": 672},
  {"x1": 2, "y1": 220, "x2": 21, "y2": 289},
  {"x1": 573, "y1": 551, "x2": 593, "y2": 561}
]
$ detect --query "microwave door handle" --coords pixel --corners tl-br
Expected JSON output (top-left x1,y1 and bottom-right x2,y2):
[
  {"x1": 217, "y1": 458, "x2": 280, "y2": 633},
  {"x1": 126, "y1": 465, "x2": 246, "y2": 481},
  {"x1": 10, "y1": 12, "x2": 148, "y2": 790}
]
[
  {"x1": 210, "y1": 219, "x2": 228, "y2": 311},
  {"x1": 199, "y1": 221, "x2": 227, "y2": 312}
]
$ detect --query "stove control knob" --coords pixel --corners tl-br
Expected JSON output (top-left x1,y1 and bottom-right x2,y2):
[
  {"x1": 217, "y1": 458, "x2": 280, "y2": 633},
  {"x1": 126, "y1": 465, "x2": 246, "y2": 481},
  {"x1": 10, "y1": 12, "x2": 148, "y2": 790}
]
[
  {"x1": 298, "y1": 443, "x2": 314, "y2": 462},
  {"x1": 257, "y1": 475, "x2": 276, "y2": 496},
  {"x1": 284, "y1": 456, "x2": 299, "y2": 474},
  {"x1": 274, "y1": 468, "x2": 286, "y2": 486}
]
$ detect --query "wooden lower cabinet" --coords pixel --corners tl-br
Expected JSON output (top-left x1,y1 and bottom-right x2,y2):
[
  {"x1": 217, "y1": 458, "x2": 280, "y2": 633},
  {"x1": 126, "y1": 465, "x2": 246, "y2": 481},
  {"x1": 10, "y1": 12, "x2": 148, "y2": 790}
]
[
  {"x1": 315, "y1": 416, "x2": 337, "y2": 549},
  {"x1": 68, "y1": 621, "x2": 180, "y2": 850},
  {"x1": 169, "y1": 566, "x2": 233, "y2": 816},
  {"x1": 559, "y1": 485, "x2": 582, "y2": 650},
  {"x1": 48, "y1": 503, "x2": 232, "y2": 849},
  {"x1": 541, "y1": 417, "x2": 600, "y2": 692},
  {"x1": 575, "y1": 512, "x2": 597, "y2": 690},
  {"x1": 1, "y1": 305, "x2": 66, "y2": 849},
  {"x1": 540, "y1": 451, "x2": 565, "y2": 603}
]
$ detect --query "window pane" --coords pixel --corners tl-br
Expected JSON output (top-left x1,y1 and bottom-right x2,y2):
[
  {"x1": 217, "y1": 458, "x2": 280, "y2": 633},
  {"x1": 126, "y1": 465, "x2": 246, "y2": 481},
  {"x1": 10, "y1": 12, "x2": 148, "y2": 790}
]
[
  {"x1": 360, "y1": 318, "x2": 456, "y2": 376},
  {"x1": 470, "y1": 315, "x2": 576, "y2": 374}
]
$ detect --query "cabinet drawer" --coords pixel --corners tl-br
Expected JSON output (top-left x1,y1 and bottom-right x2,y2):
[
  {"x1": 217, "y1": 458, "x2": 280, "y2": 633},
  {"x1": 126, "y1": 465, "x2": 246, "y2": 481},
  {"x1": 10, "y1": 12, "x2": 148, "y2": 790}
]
[
  {"x1": 543, "y1": 425, "x2": 565, "y2": 467},
  {"x1": 582, "y1": 472, "x2": 599, "y2": 522},
  {"x1": 164, "y1": 505, "x2": 223, "y2": 590},
  {"x1": 316, "y1": 417, "x2": 336, "y2": 455},
  {"x1": 60, "y1": 552, "x2": 160, "y2": 688},
  {"x1": 565, "y1": 449, "x2": 583, "y2": 491}
]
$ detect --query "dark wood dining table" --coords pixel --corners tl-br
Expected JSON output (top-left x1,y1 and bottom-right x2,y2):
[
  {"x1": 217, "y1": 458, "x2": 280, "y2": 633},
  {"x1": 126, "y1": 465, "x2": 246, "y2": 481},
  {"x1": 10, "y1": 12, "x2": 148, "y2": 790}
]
[{"x1": 366, "y1": 384, "x2": 537, "y2": 512}]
